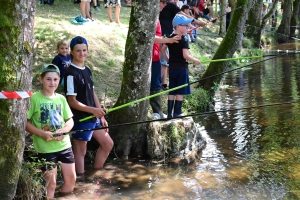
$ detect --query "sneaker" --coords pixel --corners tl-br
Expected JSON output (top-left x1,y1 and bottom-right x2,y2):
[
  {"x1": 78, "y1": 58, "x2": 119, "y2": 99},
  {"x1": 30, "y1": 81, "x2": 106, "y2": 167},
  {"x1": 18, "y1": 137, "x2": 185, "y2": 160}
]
[
  {"x1": 160, "y1": 113, "x2": 167, "y2": 119},
  {"x1": 94, "y1": 6, "x2": 100, "y2": 11},
  {"x1": 210, "y1": 18, "x2": 217, "y2": 23},
  {"x1": 152, "y1": 113, "x2": 161, "y2": 120}
]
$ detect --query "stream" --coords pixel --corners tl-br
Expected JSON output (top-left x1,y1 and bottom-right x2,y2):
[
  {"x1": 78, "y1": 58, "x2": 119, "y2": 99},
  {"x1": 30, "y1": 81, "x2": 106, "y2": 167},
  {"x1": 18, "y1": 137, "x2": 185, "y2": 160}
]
[{"x1": 57, "y1": 43, "x2": 300, "y2": 199}]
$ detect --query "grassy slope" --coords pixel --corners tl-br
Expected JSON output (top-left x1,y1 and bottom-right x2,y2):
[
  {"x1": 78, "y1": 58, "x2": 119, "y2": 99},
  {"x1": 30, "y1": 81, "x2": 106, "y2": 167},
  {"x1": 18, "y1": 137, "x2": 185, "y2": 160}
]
[{"x1": 33, "y1": 0, "x2": 223, "y2": 108}]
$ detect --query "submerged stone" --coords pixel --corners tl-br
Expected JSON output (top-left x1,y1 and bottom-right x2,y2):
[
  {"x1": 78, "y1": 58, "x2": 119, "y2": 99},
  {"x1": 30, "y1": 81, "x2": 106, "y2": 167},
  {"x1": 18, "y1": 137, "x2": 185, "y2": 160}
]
[{"x1": 146, "y1": 117, "x2": 207, "y2": 162}]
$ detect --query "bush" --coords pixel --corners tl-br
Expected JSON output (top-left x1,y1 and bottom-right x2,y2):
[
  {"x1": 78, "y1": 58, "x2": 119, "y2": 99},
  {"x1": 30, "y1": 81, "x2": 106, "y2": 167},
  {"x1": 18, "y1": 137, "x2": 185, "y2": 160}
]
[{"x1": 183, "y1": 88, "x2": 210, "y2": 113}]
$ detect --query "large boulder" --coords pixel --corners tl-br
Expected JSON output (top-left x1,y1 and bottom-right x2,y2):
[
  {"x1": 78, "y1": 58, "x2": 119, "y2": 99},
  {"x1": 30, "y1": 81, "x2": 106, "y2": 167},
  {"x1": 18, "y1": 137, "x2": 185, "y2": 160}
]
[{"x1": 146, "y1": 117, "x2": 207, "y2": 162}]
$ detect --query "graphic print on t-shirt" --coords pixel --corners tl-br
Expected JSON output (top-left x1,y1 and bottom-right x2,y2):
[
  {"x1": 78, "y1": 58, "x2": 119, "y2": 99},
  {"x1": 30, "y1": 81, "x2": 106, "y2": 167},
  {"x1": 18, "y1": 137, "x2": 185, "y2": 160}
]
[{"x1": 40, "y1": 102, "x2": 63, "y2": 131}]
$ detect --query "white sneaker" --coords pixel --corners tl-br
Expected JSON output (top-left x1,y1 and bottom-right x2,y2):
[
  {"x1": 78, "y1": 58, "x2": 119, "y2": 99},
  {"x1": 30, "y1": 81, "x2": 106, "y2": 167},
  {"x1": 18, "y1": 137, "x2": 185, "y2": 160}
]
[
  {"x1": 160, "y1": 113, "x2": 167, "y2": 119},
  {"x1": 152, "y1": 113, "x2": 161, "y2": 120}
]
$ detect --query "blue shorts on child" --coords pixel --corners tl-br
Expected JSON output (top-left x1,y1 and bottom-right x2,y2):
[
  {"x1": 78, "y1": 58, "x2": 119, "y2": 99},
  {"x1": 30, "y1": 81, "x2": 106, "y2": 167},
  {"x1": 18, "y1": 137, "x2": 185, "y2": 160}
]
[
  {"x1": 169, "y1": 68, "x2": 191, "y2": 95},
  {"x1": 72, "y1": 118, "x2": 102, "y2": 141}
]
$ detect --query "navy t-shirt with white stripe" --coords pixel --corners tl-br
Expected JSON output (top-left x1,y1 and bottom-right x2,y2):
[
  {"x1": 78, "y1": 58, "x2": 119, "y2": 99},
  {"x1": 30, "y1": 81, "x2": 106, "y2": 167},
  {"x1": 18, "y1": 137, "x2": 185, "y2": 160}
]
[{"x1": 64, "y1": 63, "x2": 97, "y2": 122}]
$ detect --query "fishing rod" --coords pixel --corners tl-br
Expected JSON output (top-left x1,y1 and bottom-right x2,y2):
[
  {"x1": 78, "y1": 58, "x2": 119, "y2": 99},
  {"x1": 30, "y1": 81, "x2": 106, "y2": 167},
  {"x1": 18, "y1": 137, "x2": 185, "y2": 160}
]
[
  {"x1": 79, "y1": 53, "x2": 287, "y2": 122},
  {"x1": 53, "y1": 101, "x2": 295, "y2": 137},
  {"x1": 200, "y1": 55, "x2": 262, "y2": 63},
  {"x1": 245, "y1": 24, "x2": 300, "y2": 41}
]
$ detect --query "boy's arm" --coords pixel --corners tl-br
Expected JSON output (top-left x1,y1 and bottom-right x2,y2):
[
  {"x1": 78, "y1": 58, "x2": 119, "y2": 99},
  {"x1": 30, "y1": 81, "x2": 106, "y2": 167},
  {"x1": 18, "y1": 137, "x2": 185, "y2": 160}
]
[
  {"x1": 53, "y1": 118, "x2": 74, "y2": 139},
  {"x1": 154, "y1": 35, "x2": 181, "y2": 44},
  {"x1": 161, "y1": 44, "x2": 169, "y2": 63},
  {"x1": 93, "y1": 90, "x2": 108, "y2": 130},
  {"x1": 26, "y1": 120, "x2": 53, "y2": 141},
  {"x1": 67, "y1": 95, "x2": 106, "y2": 119},
  {"x1": 182, "y1": 49, "x2": 200, "y2": 65}
]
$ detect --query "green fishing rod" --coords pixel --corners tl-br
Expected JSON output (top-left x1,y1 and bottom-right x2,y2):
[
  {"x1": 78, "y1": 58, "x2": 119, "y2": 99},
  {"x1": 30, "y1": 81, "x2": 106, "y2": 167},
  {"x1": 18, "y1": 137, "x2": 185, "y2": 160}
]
[
  {"x1": 79, "y1": 83, "x2": 190, "y2": 122},
  {"x1": 79, "y1": 53, "x2": 285, "y2": 123},
  {"x1": 199, "y1": 55, "x2": 262, "y2": 63}
]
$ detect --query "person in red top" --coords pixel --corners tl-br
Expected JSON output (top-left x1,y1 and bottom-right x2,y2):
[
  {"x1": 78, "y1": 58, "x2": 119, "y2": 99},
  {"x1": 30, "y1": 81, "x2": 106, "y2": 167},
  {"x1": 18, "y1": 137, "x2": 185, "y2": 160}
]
[
  {"x1": 150, "y1": 0, "x2": 181, "y2": 119},
  {"x1": 197, "y1": 0, "x2": 217, "y2": 22}
]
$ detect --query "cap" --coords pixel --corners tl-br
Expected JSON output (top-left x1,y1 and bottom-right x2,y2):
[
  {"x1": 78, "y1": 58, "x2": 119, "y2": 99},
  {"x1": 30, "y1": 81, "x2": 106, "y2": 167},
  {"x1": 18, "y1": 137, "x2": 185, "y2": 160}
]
[
  {"x1": 41, "y1": 64, "x2": 60, "y2": 75},
  {"x1": 173, "y1": 14, "x2": 193, "y2": 27},
  {"x1": 70, "y1": 36, "x2": 88, "y2": 49}
]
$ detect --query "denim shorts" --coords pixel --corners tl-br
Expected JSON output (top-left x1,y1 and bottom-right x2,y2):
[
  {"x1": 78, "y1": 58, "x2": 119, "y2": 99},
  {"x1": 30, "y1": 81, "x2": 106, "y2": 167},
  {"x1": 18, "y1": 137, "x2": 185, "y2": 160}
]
[
  {"x1": 160, "y1": 46, "x2": 169, "y2": 67},
  {"x1": 72, "y1": 119, "x2": 102, "y2": 141},
  {"x1": 38, "y1": 147, "x2": 75, "y2": 171}
]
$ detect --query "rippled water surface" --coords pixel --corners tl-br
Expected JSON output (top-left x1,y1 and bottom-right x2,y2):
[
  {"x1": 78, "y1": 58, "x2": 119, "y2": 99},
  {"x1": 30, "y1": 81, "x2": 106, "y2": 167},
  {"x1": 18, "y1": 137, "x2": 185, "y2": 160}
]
[{"x1": 57, "y1": 44, "x2": 300, "y2": 199}]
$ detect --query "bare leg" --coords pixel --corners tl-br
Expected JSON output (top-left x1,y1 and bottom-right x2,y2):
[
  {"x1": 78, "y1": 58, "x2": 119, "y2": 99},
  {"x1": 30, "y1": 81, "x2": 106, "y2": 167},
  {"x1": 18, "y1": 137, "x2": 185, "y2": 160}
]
[
  {"x1": 73, "y1": 139, "x2": 87, "y2": 174},
  {"x1": 106, "y1": 7, "x2": 113, "y2": 22},
  {"x1": 44, "y1": 167, "x2": 57, "y2": 199},
  {"x1": 60, "y1": 163, "x2": 76, "y2": 193},
  {"x1": 161, "y1": 65, "x2": 168, "y2": 85},
  {"x1": 80, "y1": 2, "x2": 86, "y2": 18},
  {"x1": 115, "y1": 5, "x2": 121, "y2": 23},
  {"x1": 85, "y1": 2, "x2": 91, "y2": 19},
  {"x1": 92, "y1": 129, "x2": 114, "y2": 169}
]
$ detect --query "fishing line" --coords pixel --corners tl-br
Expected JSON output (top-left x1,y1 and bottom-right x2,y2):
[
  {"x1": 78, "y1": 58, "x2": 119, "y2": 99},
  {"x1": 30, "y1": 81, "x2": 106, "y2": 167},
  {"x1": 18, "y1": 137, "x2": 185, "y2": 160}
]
[
  {"x1": 53, "y1": 101, "x2": 297, "y2": 137},
  {"x1": 78, "y1": 53, "x2": 287, "y2": 122}
]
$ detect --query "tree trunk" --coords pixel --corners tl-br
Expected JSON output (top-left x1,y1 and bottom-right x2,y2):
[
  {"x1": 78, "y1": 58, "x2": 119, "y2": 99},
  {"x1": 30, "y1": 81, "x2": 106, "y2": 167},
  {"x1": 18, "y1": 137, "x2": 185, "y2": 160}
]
[
  {"x1": 290, "y1": 0, "x2": 300, "y2": 38},
  {"x1": 277, "y1": 0, "x2": 293, "y2": 43},
  {"x1": 109, "y1": 0, "x2": 159, "y2": 159},
  {"x1": 0, "y1": 0, "x2": 34, "y2": 199},
  {"x1": 245, "y1": 0, "x2": 263, "y2": 48},
  {"x1": 219, "y1": 0, "x2": 227, "y2": 35},
  {"x1": 197, "y1": 0, "x2": 254, "y2": 98},
  {"x1": 260, "y1": 0, "x2": 279, "y2": 44}
]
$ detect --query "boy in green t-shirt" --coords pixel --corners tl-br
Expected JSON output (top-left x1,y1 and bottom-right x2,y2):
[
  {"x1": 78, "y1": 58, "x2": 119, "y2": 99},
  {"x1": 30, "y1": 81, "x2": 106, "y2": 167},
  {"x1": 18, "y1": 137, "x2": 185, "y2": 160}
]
[{"x1": 26, "y1": 64, "x2": 76, "y2": 199}]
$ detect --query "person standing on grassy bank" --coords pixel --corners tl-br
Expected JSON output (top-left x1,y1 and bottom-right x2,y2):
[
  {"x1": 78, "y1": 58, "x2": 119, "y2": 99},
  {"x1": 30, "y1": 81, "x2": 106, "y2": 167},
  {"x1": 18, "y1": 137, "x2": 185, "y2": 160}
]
[
  {"x1": 104, "y1": 0, "x2": 121, "y2": 23},
  {"x1": 150, "y1": 0, "x2": 181, "y2": 120},
  {"x1": 26, "y1": 64, "x2": 76, "y2": 199},
  {"x1": 64, "y1": 36, "x2": 114, "y2": 180},
  {"x1": 52, "y1": 40, "x2": 71, "y2": 86},
  {"x1": 161, "y1": 14, "x2": 200, "y2": 118},
  {"x1": 80, "y1": 0, "x2": 93, "y2": 20}
]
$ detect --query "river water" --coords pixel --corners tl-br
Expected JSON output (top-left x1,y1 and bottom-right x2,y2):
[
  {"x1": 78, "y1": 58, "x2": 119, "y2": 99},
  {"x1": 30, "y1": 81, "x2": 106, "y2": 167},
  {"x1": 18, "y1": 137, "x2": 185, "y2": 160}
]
[{"x1": 58, "y1": 44, "x2": 300, "y2": 199}]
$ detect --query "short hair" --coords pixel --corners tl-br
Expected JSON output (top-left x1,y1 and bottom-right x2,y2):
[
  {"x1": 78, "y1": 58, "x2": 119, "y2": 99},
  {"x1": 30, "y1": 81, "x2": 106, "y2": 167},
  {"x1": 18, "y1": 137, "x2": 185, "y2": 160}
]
[{"x1": 56, "y1": 40, "x2": 69, "y2": 49}]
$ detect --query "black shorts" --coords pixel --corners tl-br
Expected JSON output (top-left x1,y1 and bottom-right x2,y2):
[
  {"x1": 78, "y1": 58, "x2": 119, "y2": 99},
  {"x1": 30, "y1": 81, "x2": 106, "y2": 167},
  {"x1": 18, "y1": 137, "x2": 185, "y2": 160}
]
[{"x1": 37, "y1": 147, "x2": 75, "y2": 171}]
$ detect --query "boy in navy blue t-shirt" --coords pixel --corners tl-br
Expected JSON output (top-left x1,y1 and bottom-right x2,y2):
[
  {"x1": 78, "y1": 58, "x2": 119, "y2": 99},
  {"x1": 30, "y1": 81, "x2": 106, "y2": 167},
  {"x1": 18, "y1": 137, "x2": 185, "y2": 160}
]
[
  {"x1": 161, "y1": 14, "x2": 200, "y2": 118},
  {"x1": 52, "y1": 40, "x2": 71, "y2": 86}
]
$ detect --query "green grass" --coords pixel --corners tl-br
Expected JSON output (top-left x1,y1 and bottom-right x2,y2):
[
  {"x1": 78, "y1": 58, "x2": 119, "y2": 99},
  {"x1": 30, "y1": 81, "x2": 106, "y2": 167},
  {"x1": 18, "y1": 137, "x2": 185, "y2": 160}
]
[{"x1": 34, "y1": 0, "x2": 132, "y2": 104}]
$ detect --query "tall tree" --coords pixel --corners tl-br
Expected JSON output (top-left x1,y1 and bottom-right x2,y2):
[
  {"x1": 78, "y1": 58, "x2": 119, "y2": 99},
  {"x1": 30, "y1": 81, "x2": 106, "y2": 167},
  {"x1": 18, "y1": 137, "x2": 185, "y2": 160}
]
[
  {"x1": 277, "y1": 0, "x2": 293, "y2": 43},
  {"x1": 109, "y1": 0, "x2": 159, "y2": 159},
  {"x1": 245, "y1": 0, "x2": 263, "y2": 48},
  {"x1": 219, "y1": 0, "x2": 227, "y2": 35},
  {"x1": 197, "y1": 0, "x2": 254, "y2": 98},
  {"x1": 0, "y1": 0, "x2": 35, "y2": 199},
  {"x1": 290, "y1": 0, "x2": 300, "y2": 38}
]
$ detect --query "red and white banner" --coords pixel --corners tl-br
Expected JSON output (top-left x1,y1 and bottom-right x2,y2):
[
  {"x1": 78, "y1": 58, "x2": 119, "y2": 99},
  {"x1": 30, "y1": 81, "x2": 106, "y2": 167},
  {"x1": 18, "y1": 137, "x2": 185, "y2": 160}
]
[{"x1": 0, "y1": 91, "x2": 32, "y2": 99}]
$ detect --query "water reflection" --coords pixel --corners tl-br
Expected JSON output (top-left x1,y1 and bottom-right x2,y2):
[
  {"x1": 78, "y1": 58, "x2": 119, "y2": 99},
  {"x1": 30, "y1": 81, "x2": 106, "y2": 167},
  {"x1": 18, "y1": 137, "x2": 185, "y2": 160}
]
[{"x1": 57, "y1": 47, "x2": 300, "y2": 199}]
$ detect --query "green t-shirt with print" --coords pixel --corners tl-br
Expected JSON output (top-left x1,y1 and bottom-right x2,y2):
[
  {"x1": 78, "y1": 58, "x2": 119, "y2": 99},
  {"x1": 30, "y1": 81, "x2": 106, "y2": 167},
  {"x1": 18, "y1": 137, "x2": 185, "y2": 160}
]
[{"x1": 27, "y1": 92, "x2": 73, "y2": 153}]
